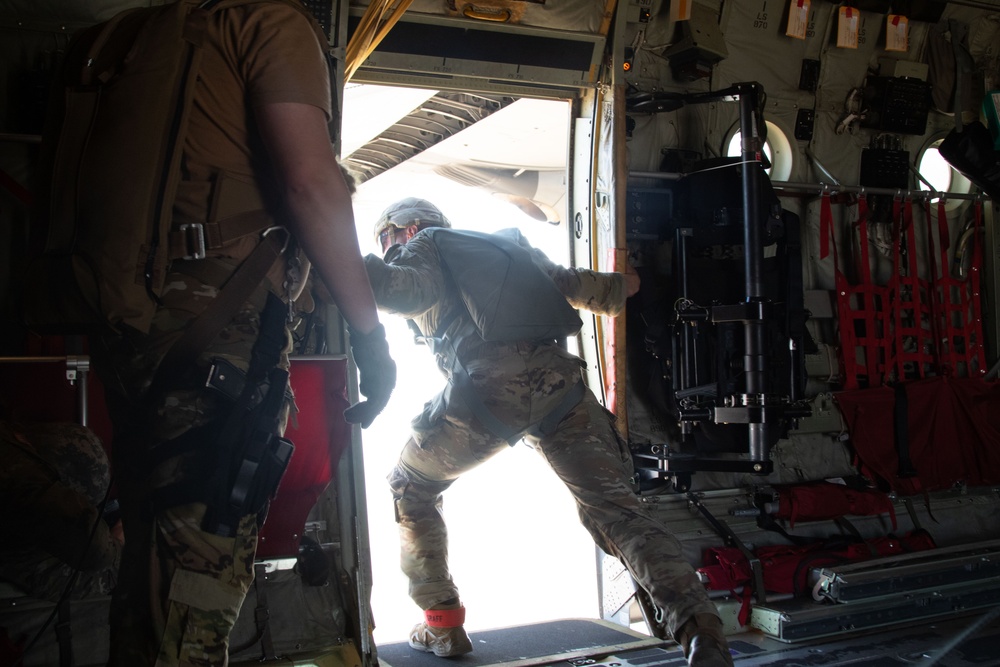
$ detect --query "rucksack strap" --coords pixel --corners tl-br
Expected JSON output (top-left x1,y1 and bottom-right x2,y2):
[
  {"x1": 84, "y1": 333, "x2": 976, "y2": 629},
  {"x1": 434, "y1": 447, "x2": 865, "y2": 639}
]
[
  {"x1": 432, "y1": 325, "x2": 586, "y2": 445},
  {"x1": 167, "y1": 209, "x2": 275, "y2": 261},
  {"x1": 147, "y1": 292, "x2": 293, "y2": 532},
  {"x1": 146, "y1": 230, "x2": 285, "y2": 401},
  {"x1": 527, "y1": 380, "x2": 586, "y2": 438}
]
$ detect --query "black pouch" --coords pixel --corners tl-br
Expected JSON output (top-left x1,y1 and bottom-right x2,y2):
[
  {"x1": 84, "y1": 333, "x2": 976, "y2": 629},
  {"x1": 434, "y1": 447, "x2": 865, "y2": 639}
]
[
  {"x1": 939, "y1": 120, "x2": 1000, "y2": 199},
  {"x1": 240, "y1": 434, "x2": 294, "y2": 516}
]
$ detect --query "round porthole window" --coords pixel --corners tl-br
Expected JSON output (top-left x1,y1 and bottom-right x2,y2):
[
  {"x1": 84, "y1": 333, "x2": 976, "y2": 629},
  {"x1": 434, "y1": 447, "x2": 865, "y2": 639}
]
[
  {"x1": 725, "y1": 120, "x2": 793, "y2": 182},
  {"x1": 917, "y1": 138, "x2": 971, "y2": 210}
]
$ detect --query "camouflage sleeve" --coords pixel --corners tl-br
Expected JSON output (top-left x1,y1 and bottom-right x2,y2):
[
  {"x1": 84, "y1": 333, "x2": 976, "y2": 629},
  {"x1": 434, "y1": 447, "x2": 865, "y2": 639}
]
[
  {"x1": 507, "y1": 228, "x2": 628, "y2": 316},
  {"x1": 363, "y1": 234, "x2": 448, "y2": 318}
]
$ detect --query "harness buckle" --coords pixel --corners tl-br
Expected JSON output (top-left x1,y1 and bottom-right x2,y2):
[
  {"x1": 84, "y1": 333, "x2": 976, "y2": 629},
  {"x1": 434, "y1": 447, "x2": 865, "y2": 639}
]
[{"x1": 179, "y1": 223, "x2": 206, "y2": 260}]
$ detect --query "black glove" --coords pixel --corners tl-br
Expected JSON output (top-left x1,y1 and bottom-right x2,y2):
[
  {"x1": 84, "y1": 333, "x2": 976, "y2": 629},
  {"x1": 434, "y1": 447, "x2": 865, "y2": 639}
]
[{"x1": 343, "y1": 323, "x2": 396, "y2": 428}]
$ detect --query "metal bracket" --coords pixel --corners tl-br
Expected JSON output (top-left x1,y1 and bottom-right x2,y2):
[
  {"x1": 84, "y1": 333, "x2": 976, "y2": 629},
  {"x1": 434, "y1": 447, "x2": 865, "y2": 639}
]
[
  {"x1": 179, "y1": 223, "x2": 206, "y2": 260},
  {"x1": 687, "y1": 492, "x2": 767, "y2": 605}
]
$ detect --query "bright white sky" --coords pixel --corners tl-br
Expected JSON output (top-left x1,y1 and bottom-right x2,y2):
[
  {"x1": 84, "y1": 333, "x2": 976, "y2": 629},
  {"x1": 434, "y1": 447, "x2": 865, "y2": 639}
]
[{"x1": 343, "y1": 86, "x2": 601, "y2": 646}]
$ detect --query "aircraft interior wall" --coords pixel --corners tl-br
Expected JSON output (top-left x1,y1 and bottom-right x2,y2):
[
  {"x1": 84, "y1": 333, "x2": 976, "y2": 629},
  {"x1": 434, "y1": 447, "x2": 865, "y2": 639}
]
[
  {"x1": 594, "y1": 7, "x2": 1000, "y2": 649},
  {"x1": 618, "y1": 0, "x2": 1000, "y2": 486},
  {"x1": 3, "y1": 0, "x2": 1000, "y2": 660}
]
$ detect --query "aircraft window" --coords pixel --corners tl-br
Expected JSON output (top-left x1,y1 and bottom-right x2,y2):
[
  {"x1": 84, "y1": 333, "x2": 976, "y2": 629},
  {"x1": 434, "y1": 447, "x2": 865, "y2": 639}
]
[
  {"x1": 917, "y1": 139, "x2": 971, "y2": 209},
  {"x1": 724, "y1": 120, "x2": 792, "y2": 182}
]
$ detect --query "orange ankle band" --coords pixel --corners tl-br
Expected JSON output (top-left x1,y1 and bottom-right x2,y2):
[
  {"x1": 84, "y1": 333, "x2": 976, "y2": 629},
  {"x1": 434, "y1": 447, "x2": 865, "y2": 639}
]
[{"x1": 424, "y1": 607, "x2": 466, "y2": 628}]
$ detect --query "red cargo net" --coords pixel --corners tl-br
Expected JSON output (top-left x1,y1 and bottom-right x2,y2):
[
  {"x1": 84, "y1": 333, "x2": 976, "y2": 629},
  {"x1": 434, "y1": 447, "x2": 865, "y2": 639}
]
[
  {"x1": 885, "y1": 197, "x2": 937, "y2": 380},
  {"x1": 928, "y1": 199, "x2": 988, "y2": 376},
  {"x1": 821, "y1": 193, "x2": 890, "y2": 389}
]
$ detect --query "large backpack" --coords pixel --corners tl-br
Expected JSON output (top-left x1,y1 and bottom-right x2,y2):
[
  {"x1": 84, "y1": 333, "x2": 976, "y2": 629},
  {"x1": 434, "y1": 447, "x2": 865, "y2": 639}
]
[
  {"x1": 22, "y1": 0, "x2": 314, "y2": 336},
  {"x1": 423, "y1": 227, "x2": 583, "y2": 342},
  {"x1": 418, "y1": 228, "x2": 586, "y2": 444}
]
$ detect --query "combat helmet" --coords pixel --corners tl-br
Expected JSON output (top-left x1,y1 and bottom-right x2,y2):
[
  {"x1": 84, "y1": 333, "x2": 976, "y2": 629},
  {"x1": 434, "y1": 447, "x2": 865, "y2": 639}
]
[{"x1": 374, "y1": 197, "x2": 451, "y2": 246}]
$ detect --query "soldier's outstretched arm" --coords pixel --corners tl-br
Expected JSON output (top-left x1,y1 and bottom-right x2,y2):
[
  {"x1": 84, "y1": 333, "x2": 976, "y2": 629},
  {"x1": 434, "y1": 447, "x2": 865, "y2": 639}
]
[
  {"x1": 256, "y1": 101, "x2": 395, "y2": 427},
  {"x1": 256, "y1": 101, "x2": 379, "y2": 334}
]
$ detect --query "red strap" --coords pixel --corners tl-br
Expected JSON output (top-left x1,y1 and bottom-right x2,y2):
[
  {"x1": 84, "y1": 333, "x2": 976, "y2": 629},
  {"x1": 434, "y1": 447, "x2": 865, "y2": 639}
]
[
  {"x1": 856, "y1": 196, "x2": 884, "y2": 385},
  {"x1": 425, "y1": 607, "x2": 466, "y2": 628},
  {"x1": 931, "y1": 200, "x2": 988, "y2": 376},
  {"x1": 967, "y1": 201, "x2": 988, "y2": 373},
  {"x1": 827, "y1": 194, "x2": 861, "y2": 389},
  {"x1": 0, "y1": 167, "x2": 32, "y2": 207},
  {"x1": 887, "y1": 198, "x2": 936, "y2": 380},
  {"x1": 831, "y1": 195, "x2": 891, "y2": 389}
]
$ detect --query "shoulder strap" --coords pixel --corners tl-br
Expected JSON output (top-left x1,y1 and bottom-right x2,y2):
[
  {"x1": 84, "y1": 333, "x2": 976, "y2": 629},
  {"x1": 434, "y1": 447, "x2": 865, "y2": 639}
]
[{"x1": 146, "y1": 231, "x2": 285, "y2": 400}]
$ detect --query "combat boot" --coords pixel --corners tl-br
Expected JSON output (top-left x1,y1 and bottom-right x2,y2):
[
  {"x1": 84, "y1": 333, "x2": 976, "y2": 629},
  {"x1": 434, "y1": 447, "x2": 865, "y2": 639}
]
[
  {"x1": 675, "y1": 613, "x2": 734, "y2": 667},
  {"x1": 408, "y1": 602, "x2": 473, "y2": 658}
]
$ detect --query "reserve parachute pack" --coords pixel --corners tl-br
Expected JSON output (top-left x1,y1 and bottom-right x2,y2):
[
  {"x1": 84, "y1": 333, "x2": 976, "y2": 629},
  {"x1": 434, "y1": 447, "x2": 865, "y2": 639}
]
[
  {"x1": 423, "y1": 227, "x2": 583, "y2": 342},
  {"x1": 22, "y1": 0, "x2": 302, "y2": 335}
]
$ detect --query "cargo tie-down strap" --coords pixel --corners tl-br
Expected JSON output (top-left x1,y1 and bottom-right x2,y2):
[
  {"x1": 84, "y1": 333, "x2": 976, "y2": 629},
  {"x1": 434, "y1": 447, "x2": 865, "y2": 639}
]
[
  {"x1": 821, "y1": 193, "x2": 987, "y2": 387},
  {"x1": 820, "y1": 193, "x2": 889, "y2": 389},
  {"x1": 928, "y1": 199, "x2": 988, "y2": 376}
]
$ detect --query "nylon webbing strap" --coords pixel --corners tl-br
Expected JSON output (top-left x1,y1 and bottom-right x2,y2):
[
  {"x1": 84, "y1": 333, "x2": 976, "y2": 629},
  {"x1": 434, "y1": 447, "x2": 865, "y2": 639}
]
[
  {"x1": 893, "y1": 382, "x2": 917, "y2": 478},
  {"x1": 253, "y1": 563, "x2": 276, "y2": 658},
  {"x1": 823, "y1": 194, "x2": 889, "y2": 389},
  {"x1": 853, "y1": 196, "x2": 888, "y2": 385},
  {"x1": 146, "y1": 231, "x2": 284, "y2": 401},
  {"x1": 451, "y1": 355, "x2": 522, "y2": 445},
  {"x1": 530, "y1": 380, "x2": 586, "y2": 437},
  {"x1": 931, "y1": 200, "x2": 988, "y2": 375},
  {"x1": 903, "y1": 498, "x2": 923, "y2": 532},
  {"x1": 435, "y1": 331, "x2": 585, "y2": 446},
  {"x1": 887, "y1": 198, "x2": 936, "y2": 381},
  {"x1": 167, "y1": 209, "x2": 273, "y2": 261},
  {"x1": 967, "y1": 202, "x2": 988, "y2": 373}
]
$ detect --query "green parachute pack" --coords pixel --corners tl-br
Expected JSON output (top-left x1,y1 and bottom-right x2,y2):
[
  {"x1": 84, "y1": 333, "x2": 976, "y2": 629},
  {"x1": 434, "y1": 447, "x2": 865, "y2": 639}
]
[
  {"x1": 418, "y1": 227, "x2": 586, "y2": 445},
  {"x1": 423, "y1": 227, "x2": 583, "y2": 342}
]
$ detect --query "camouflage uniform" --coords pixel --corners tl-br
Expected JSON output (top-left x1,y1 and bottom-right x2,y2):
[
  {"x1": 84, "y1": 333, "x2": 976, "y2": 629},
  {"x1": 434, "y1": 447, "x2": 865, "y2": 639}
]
[
  {"x1": 365, "y1": 229, "x2": 719, "y2": 639},
  {"x1": 0, "y1": 421, "x2": 120, "y2": 601},
  {"x1": 94, "y1": 264, "x2": 287, "y2": 667},
  {"x1": 86, "y1": 0, "x2": 332, "y2": 663}
]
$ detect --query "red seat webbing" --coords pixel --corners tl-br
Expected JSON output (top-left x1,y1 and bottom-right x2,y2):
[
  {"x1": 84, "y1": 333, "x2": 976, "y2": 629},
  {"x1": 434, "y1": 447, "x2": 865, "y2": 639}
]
[
  {"x1": 822, "y1": 194, "x2": 890, "y2": 389},
  {"x1": 931, "y1": 200, "x2": 988, "y2": 376},
  {"x1": 886, "y1": 198, "x2": 937, "y2": 381}
]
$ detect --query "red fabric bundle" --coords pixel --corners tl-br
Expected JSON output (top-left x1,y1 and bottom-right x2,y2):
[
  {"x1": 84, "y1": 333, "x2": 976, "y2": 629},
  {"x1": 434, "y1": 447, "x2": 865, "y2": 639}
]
[
  {"x1": 836, "y1": 377, "x2": 1000, "y2": 495},
  {"x1": 774, "y1": 482, "x2": 896, "y2": 529}
]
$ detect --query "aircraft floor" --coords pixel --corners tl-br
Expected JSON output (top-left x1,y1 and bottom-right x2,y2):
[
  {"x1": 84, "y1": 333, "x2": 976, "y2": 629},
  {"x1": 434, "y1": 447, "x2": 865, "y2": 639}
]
[
  {"x1": 374, "y1": 618, "x2": 675, "y2": 667},
  {"x1": 376, "y1": 610, "x2": 1000, "y2": 667}
]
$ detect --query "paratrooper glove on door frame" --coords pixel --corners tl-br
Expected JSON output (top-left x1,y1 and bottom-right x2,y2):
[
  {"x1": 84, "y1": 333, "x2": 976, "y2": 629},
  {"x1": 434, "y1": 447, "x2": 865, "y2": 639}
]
[{"x1": 344, "y1": 323, "x2": 396, "y2": 428}]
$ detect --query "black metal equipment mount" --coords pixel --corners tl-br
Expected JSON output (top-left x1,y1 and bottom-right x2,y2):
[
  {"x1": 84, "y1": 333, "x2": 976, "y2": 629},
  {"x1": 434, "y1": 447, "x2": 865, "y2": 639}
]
[{"x1": 627, "y1": 83, "x2": 812, "y2": 487}]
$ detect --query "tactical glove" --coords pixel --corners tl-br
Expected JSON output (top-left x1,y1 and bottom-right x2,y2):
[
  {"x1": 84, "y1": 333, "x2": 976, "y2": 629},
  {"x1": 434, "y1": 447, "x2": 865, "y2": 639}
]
[{"x1": 343, "y1": 323, "x2": 396, "y2": 428}]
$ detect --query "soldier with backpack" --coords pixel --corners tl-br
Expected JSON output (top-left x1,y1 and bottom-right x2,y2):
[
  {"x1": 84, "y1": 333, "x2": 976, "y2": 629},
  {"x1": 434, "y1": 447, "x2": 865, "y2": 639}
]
[
  {"x1": 30, "y1": 0, "x2": 396, "y2": 664},
  {"x1": 364, "y1": 198, "x2": 734, "y2": 667}
]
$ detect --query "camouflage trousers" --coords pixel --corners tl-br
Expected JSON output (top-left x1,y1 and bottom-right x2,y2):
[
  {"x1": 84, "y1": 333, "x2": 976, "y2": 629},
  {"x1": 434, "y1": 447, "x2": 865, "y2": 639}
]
[
  {"x1": 388, "y1": 340, "x2": 718, "y2": 639},
  {"x1": 96, "y1": 263, "x2": 287, "y2": 666}
]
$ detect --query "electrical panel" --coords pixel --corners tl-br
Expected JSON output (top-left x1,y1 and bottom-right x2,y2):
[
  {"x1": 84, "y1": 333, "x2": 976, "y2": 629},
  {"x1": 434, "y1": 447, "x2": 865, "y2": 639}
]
[
  {"x1": 860, "y1": 76, "x2": 931, "y2": 135},
  {"x1": 859, "y1": 135, "x2": 910, "y2": 190},
  {"x1": 859, "y1": 148, "x2": 910, "y2": 189}
]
